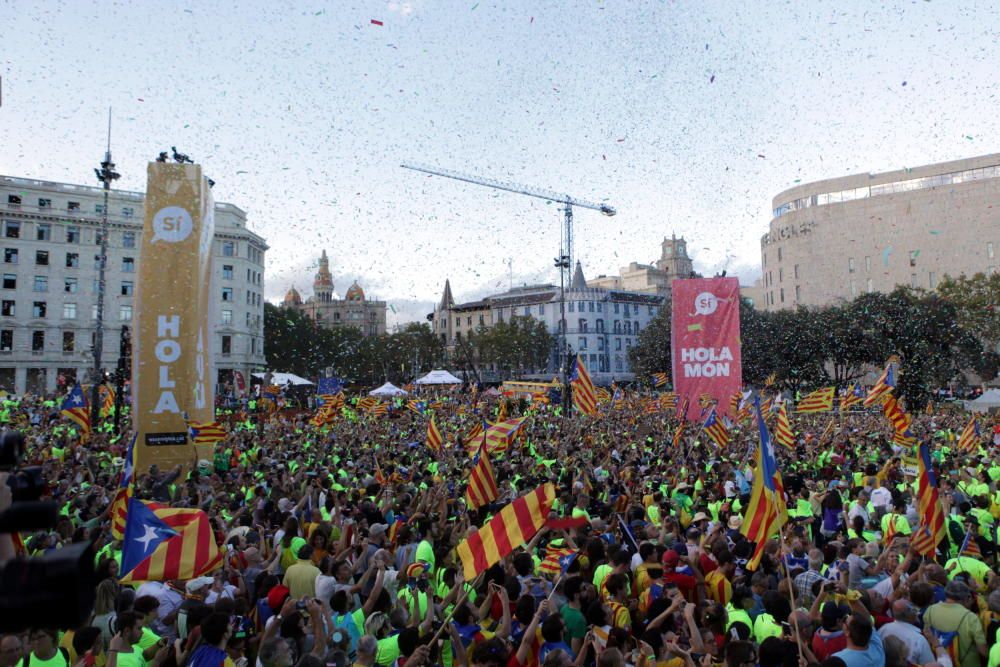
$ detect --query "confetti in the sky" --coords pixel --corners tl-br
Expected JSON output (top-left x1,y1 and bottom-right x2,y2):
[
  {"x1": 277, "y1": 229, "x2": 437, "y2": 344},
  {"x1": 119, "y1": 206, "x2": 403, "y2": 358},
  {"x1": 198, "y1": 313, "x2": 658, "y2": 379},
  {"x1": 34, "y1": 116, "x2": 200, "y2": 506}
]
[{"x1": 370, "y1": 19, "x2": 383, "y2": 26}]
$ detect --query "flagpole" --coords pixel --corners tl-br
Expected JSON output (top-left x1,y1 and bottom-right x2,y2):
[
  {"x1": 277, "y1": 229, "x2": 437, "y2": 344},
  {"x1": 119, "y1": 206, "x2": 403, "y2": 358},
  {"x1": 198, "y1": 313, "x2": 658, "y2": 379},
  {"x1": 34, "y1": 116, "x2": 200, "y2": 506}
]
[{"x1": 429, "y1": 573, "x2": 484, "y2": 643}]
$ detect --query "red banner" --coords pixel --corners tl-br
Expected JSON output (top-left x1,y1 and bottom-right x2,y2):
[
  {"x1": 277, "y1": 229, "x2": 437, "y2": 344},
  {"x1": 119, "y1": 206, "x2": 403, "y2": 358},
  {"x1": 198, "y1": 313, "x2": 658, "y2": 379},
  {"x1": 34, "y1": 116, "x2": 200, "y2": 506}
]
[{"x1": 670, "y1": 277, "x2": 742, "y2": 421}]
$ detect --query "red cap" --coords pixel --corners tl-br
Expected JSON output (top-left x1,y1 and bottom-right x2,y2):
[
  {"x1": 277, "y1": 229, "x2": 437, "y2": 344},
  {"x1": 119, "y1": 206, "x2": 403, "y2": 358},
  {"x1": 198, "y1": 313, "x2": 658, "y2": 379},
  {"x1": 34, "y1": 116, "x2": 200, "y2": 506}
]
[
  {"x1": 662, "y1": 550, "x2": 680, "y2": 567},
  {"x1": 267, "y1": 584, "x2": 290, "y2": 611}
]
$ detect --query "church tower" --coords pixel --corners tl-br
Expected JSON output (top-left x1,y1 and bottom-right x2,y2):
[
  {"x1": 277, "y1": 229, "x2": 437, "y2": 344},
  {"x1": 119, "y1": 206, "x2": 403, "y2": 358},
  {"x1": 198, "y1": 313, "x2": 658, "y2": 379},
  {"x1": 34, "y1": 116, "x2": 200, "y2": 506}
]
[
  {"x1": 655, "y1": 234, "x2": 694, "y2": 279},
  {"x1": 314, "y1": 250, "x2": 334, "y2": 303}
]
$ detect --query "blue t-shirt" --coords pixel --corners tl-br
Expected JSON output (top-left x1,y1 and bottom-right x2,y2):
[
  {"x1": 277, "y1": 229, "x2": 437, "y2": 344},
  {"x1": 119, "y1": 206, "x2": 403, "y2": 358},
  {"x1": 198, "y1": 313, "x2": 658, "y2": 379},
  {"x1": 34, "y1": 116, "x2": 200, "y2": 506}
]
[
  {"x1": 539, "y1": 641, "x2": 575, "y2": 662},
  {"x1": 833, "y1": 630, "x2": 884, "y2": 667}
]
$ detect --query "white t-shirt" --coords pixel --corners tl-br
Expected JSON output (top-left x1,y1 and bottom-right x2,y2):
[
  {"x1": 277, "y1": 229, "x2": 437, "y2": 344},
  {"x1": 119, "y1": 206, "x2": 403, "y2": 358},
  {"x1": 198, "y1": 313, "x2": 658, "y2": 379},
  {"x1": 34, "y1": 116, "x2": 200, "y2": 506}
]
[{"x1": 870, "y1": 487, "x2": 892, "y2": 509}]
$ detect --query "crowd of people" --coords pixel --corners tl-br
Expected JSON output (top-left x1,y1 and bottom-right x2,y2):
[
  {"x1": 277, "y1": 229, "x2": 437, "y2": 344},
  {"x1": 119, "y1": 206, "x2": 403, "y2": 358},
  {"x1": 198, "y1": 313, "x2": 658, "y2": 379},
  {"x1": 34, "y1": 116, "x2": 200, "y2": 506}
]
[{"x1": 1, "y1": 387, "x2": 999, "y2": 667}]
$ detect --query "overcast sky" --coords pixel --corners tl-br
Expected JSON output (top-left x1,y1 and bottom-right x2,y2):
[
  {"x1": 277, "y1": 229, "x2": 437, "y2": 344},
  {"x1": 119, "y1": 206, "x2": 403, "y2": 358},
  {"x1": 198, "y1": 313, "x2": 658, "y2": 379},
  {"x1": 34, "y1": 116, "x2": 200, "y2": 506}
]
[{"x1": 2, "y1": 1, "x2": 997, "y2": 327}]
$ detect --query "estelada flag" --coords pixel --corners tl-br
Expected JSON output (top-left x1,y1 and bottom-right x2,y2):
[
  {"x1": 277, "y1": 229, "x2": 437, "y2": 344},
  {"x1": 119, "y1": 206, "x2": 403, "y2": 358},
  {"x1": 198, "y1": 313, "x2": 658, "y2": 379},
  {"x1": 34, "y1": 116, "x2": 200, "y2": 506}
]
[
  {"x1": 795, "y1": 387, "x2": 835, "y2": 413},
  {"x1": 60, "y1": 383, "x2": 91, "y2": 441},
  {"x1": 456, "y1": 483, "x2": 555, "y2": 580},
  {"x1": 484, "y1": 417, "x2": 526, "y2": 454},
  {"x1": 119, "y1": 499, "x2": 222, "y2": 583}
]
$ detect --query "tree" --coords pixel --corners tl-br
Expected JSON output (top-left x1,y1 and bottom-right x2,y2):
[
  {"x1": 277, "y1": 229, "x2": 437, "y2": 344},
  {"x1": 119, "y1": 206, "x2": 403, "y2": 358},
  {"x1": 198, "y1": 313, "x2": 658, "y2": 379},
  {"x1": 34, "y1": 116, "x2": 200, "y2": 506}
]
[
  {"x1": 470, "y1": 316, "x2": 553, "y2": 378},
  {"x1": 936, "y1": 272, "x2": 1000, "y2": 382},
  {"x1": 628, "y1": 301, "x2": 672, "y2": 380}
]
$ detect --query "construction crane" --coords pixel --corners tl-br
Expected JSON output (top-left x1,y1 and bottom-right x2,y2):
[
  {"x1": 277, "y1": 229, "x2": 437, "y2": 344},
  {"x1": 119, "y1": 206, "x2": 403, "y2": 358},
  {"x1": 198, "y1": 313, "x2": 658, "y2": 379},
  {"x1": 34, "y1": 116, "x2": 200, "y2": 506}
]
[{"x1": 400, "y1": 162, "x2": 616, "y2": 281}]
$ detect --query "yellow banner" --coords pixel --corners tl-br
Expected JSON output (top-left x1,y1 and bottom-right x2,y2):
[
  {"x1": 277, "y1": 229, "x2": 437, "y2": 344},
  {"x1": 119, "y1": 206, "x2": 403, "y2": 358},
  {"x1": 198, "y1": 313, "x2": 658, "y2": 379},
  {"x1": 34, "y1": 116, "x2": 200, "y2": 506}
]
[{"x1": 132, "y1": 163, "x2": 216, "y2": 473}]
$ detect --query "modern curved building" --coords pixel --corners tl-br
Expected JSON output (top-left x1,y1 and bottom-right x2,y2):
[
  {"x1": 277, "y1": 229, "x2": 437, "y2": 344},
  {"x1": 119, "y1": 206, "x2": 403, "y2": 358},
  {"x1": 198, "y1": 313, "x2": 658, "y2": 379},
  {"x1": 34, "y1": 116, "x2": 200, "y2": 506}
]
[{"x1": 759, "y1": 154, "x2": 1000, "y2": 311}]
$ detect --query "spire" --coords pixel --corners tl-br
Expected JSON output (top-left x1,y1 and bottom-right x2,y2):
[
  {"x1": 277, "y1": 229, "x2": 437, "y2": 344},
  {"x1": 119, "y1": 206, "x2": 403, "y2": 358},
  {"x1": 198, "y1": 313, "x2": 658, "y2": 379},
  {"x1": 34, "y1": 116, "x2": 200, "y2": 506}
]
[
  {"x1": 571, "y1": 261, "x2": 587, "y2": 290},
  {"x1": 440, "y1": 279, "x2": 455, "y2": 309},
  {"x1": 314, "y1": 250, "x2": 334, "y2": 302}
]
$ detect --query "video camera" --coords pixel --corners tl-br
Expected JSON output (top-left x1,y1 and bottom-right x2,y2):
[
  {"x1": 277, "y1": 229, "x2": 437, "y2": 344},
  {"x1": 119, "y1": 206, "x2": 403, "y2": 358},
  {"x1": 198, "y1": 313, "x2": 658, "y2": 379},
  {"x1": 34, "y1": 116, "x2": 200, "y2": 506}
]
[{"x1": 0, "y1": 430, "x2": 97, "y2": 632}]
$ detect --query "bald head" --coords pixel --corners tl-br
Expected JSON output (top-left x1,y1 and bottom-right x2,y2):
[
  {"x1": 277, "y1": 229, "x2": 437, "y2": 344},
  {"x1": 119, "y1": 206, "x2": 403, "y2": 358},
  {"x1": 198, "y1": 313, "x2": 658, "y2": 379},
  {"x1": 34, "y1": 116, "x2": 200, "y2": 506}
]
[{"x1": 891, "y1": 600, "x2": 918, "y2": 624}]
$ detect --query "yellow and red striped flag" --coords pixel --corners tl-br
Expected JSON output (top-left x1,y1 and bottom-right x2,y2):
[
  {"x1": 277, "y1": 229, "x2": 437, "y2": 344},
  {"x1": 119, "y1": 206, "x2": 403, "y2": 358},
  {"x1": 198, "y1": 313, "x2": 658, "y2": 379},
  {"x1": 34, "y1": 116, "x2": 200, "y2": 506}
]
[
  {"x1": 60, "y1": 384, "x2": 91, "y2": 442},
  {"x1": 864, "y1": 357, "x2": 899, "y2": 407},
  {"x1": 570, "y1": 356, "x2": 598, "y2": 417},
  {"x1": 839, "y1": 383, "x2": 864, "y2": 412},
  {"x1": 671, "y1": 422, "x2": 685, "y2": 448},
  {"x1": 456, "y1": 483, "x2": 555, "y2": 580},
  {"x1": 595, "y1": 387, "x2": 612, "y2": 404},
  {"x1": 741, "y1": 397, "x2": 788, "y2": 570},
  {"x1": 698, "y1": 393, "x2": 716, "y2": 409},
  {"x1": 909, "y1": 442, "x2": 945, "y2": 557},
  {"x1": 774, "y1": 403, "x2": 795, "y2": 450},
  {"x1": 881, "y1": 395, "x2": 911, "y2": 434},
  {"x1": 119, "y1": 499, "x2": 222, "y2": 583},
  {"x1": 702, "y1": 408, "x2": 730, "y2": 448},
  {"x1": 110, "y1": 434, "x2": 136, "y2": 540},
  {"x1": 463, "y1": 421, "x2": 484, "y2": 454},
  {"x1": 659, "y1": 392, "x2": 678, "y2": 411},
  {"x1": 373, "y1": 454, "x2": 387, "y2": 485},
  {"x1": 426, "y1": 416, "x2": 443, "y2": 453},
  {"x1": 484, "y1": 417, "x2": 526, "y2": 454},
  {"x1": 357, "y1": 396, "x2": 377, "y2": 411},
  {"x1": 496, "y1": 400, "x2": 508, "y2": 422},
  {"x1": 184, "y1": 412, "x2": 227, "y2": 446},
  {"x1": 764, "y1": 373, "x2": 777, "y2": 387},
  {"x1": 465, "y1": 443, "x2": 498, "y2": 510},
  {"x1": 957, "y1": 417, "x2": 981, "y2": 453},
  {"x1": 99, "y1": 384, "x2": 116, "y2": 418},
  {"x1": 795, "y1": 387, "x2": 835, "y2": 413}
]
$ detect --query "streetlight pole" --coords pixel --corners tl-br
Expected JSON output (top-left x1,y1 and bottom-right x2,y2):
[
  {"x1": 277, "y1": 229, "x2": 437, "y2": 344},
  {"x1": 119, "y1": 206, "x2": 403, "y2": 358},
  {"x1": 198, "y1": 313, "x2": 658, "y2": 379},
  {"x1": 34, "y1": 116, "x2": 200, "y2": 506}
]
[
  {"x1": 92, "y1": 108, "x2": 119, "y2": 424},
  {"x1": 554, "y1": 253, "x2": 570, "y2": 407}
]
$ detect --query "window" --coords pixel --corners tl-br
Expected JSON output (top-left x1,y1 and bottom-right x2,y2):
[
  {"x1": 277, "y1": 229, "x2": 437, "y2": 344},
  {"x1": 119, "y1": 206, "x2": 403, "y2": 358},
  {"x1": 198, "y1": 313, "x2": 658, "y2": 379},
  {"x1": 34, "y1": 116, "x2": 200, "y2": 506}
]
[
  {"x1": 478, "y1": 314, "x2": 484, "y2": 325},
  {"x1": 220, "y1": 287, "x2": 233, "y2": 302},
  {"x1": 538, "y1": 304, "x2": 544, "y2": 315},
  {"x1": 779, "y1": 267, "x2": 783, "y2": 282},
  {"x1": 568, "y1": 301, "x2": 574, "y2": 313},
  {"x1": 598, "y1": 337, "x2": 605, "y2": 351},
  {"x1": 597, "y1": 303, "x2": 602, "y2": 312},
  {"x1": 66, "y1": 226, "x2": 80, "y2": 243},
  {"x1": 615, "y1": 338, "x2": 622, "y2": 351},
  {"x1": 909, "y1": 250, "x2": 918, "y2": 267},
  {"x1": 33, "y1": 276, "x2": 47, "y2": 292},
  {"x1": 578, "y1": 337, "x2": 587, "y2": 350},
  {"x1": 62, "y1": 331, "x2": 74, "y2": 353},
  {"x1": 793, "y1": 264, "x2": 799, "y2": 279},
  {"x1": 92, "y1": 305, "x2": 98, "y2": 320},
  {"x1": 247, "y1": 291, "x2": 253, "y2": 305},
  {"x1": 222, "y1": 335, "x2": 232, "y2": 355},
  {"x1": 38, "y1": 198, "x2": 51, "y2": 209},
  {"x1": 121, "y1": 281, "x2": 133, "y2": 296},
  {"x1": 795, "y1": 285, "x2": 801, "y2": 301},
  {"x1": 36, "y1": 224, "x2": 51, "y2": 241},
  {"x1": 989, "y1": 242, "x2": 995, "y2": 259},
  {"x1": 95, "y1": 232, "x2": 105, "y2": 247},
  {"x1": 613, "y1": 303, "x2": 619, "y2": 314},
  {"x1": 848, "y1": 257, "x2": 855, "y2": 273},
  {"x1": 910, "y1": 274, "x2": 918, "y2": 288},
  {"x1": 780, "y1": 288, "x2": 785, "y2": 303},
  {"x1": 123, "y1": 231, "x2": 136, "y2": 248},
  {"x1": 596, "y1": 319, "x2": 605, "y2": 333},
  {"x1": 35, "y1": 250, "x2": 49, "y2": 266},
  {"x1": 3, "y1": 249, "x2": 17, "y2": 264},
  {"x1": 119, "y1": 305, "x2": 132, "y2": 321},
  {"x1": 634, "y1": 321, "x2": 641, "y2": 333},
  {"x1": 865, "y1": 256, "x2": 871, "y2": 273},
  {"x1": 95, "y1": 204, "x2": 105, "y2": 214},
  {"x1": 0, "y1": 329, "x2": 11, "y2": 351},
  {"x1": 222, "y1": 241, "x2": 235, "y2": 257},
  {"x1": 65, "y1": 252, "x2": 79, "y2": 268},
  {"x1": 588, "y1": 302, "x2": 594, "y2": 312},
  {"x1": 578, "y1": 318, "x2": 588, "y2": 333},
  {"x1": 122, "y1": 207, "x2": 134, "y2": 219},
  {"x1": 64, "y1": 278, "x2": 77, "y2": 294},
  {"x1": 622, "y1": 303, "x2": 630, "y2": 316},
  {"x1": 467, "y1": 316, "x2": 472, "y2": 326},
  {"x1": 2, "y1": 274, "x2": 14, "y2": 289},
  {"x1": 121, "y1": 257, "x2": 135, "y2": 273},
  {"x1": 222, "y1": 264, "x2": 234, "y2": 280},
  {"x1": 222, "y1": 309, "x2": 233, "y2": 325},
  {"x1": 625, "y1": 321, "x2": 632, "y2": 335},
  {"x1": 7, "y1": 195, "x2": 21, "y2": 209},
  {"x1": 866, "y1": 278, "x2": 874, "y2": 293},
  {"x1": 32, "y1": 331, "x2": 44, "y2": 352},
  {"x1": 67, "y1": 201, "x2": 80, "y2": 211},
  {"x1": 4, "y1": 221, "x2": 20, "y2": 238},
  {"x1": 929, "y1": 272, "x2": 937, "y2": 289},
  {"x1": 777, "y1": 248, "x2": 783, "y2": 262},
  {"x1": 63, "y1": 303, "x2": 76, "y2": 319},
  {"x1": 1, "y1": 301, "x2": 12, "y2": 316},
  {"x1": 522, "y1": 306, "x2": 529, "y2": 316},
  {"x1": 32, "y1": 301, "x2": 46, "y2": 318}
]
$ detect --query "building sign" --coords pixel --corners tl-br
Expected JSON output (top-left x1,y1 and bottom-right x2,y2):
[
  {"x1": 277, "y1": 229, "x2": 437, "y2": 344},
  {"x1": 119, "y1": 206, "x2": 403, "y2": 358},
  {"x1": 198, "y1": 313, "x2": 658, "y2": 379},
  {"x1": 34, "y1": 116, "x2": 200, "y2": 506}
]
[
  {"x1": 670, "y1": 277, "x2": 742, "y2": 421},
  {"x1": 132, "y1": 163, "x2": 216, "y2": 472},
  {"x1": 762, "y1": 220, "x2": 816, "y2": 246}
]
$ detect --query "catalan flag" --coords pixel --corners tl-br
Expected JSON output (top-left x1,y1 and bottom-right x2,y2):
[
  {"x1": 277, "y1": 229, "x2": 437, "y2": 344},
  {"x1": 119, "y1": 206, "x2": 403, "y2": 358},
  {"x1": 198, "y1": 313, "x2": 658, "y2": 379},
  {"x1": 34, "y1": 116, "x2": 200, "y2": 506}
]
[
  {"x1": 881, "y1": 396, "x2": 912, "y2": 437},
  {"x1": 99, "y1": 384, "x2": 116, "y2": 418},
  {"x1": 119, "y1": 499, "x2": 222, "y2": 583},
  {"x1": 651, "y1": 372, "x2": 670, "y2": 388},
  {"x1": 698, "y1": 393, "x2": 716, "y2": 409},
  {"x1": 569, "y1": 356, "x2": 598, "y2": 417},
  {"x1": 671, "y1": 422, "x2": 685, "y2": 448},
  {"x1": 110, "y1": 433, "x2": 136, "y2": 540},
  {"x1": 959, "y1": 529, "x2": 982, "y2": 559},
  {"x1": 357, "y1": 396, "x2": 377, "y2": 411},
  {"x1": 909, "y1": 442, "x2": 945, "y2": 557},
  {"x1": 795, "y1": 387, "x2": 835, "y2": 413},
  {"x1": 595, "y1": 387, "x2": 612, "y2": 404},
  {"x1": 426, "y1": 416, "x2": 443, "y2": 453},
  {"x1": 864, "y1": 357, "x2": 898, "y2": 407},
  {"x1": 774, "y1": 403, "x2": 795, "y2": 450},
  {"x1": 60, "y1": 384, "x2": 91, "y2": 441},
  {"x1": 465, "y1": 443, "x2": 498, "y2": 510},
  {"x1": 702, "y1": 408, "x2": 731, "y2": 448},
  {"x1": 538, "y1": 545, "x2": 577, "y2": 575},
  {"x1": 957, "y1": 417, "x2": 981, "y2": 453},
  {"x1": 496, "y1": 400, "x2": 508, "y2": 422},
  {"x1": 456, "y1": 483, "x2": 555, "y2": 580},
  {"x1": 729, "y1": 391, "x2": 742, "y2": 415},
  {"x1": 463, "y1": 421, "x2": 485, "y2": 454},
  {"x1": 183, "y1": 412, "x2": 227, "y2": 446},
  {"x1": 676, "y1": 396, "x2": 691, "y2": 422},
  {"x1": 764, "y1": 373, "x2": 777, "y2": 387},
  {"x1": 659, "y1": 392, "x2": 678, "y2": 411},
  {"x1": 373, "y1": 454, "x2": 387, "y2": 485},
  {"x1": 483, "y1": 417, "x2": 526, "y2": 455},
  {"x1": 839, "y1": 383, "x2": 864, "y2": 411},
  {"x1": 370, "y1": 402, "x2": 388, "y2": 417},
  {"x1": 740, "y1": 396, "x2": 788, "y2": 570}
]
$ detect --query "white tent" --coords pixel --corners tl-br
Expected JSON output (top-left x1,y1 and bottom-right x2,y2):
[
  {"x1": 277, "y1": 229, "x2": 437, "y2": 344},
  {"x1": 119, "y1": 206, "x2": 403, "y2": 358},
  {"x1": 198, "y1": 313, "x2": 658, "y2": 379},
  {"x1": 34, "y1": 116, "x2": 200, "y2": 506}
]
[
  {"x1": 369, "y1": 382, "x2": 408, "y2": 396},
  {"x1": 965, "y1": 388, "x2": 1000, "y2": 413},
  {"x1": 251, "y1": 372, "x2": 314, "y2": 386},
  {"x1": 414, "y1": 369, "x2": 463, "y2": 385}
]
